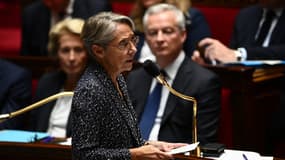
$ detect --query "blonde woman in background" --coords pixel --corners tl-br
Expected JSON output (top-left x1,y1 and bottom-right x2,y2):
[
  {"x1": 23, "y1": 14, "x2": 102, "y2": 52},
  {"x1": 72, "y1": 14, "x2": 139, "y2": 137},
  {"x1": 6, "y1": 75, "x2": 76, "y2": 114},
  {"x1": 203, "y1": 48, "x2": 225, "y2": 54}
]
[
  {"x1": 130, "y1": 0, "x2": 211, "y2": 61},
  {"x1": 29, "y1": 18, "x2": 88, "y2": 138}
]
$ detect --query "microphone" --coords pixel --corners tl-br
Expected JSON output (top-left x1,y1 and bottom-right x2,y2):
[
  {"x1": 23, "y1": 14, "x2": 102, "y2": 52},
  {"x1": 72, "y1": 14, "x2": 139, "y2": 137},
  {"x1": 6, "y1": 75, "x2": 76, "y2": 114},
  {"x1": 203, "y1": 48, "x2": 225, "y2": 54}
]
[
  {"x1": 0, "y1": 92, "x2": 74, "y2": 123},
  {"x1": 142, "y1": 60, "x2": 166, "y2": 85},
  {"x1": 143, "y1": 60, "x2": 201, "y2": 157}
]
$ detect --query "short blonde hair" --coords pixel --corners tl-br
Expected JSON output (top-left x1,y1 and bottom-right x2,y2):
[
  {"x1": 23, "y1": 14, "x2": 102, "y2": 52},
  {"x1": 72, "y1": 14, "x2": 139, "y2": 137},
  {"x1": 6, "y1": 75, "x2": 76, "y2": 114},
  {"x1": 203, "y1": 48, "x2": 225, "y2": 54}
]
[{"x1": 48, "y1": 18, "x2": 85, "y2": 56}]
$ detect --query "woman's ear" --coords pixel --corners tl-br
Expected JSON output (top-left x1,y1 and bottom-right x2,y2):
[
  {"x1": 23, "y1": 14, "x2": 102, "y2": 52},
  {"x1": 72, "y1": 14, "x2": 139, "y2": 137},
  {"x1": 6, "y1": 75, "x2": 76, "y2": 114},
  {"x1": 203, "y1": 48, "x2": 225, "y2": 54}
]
[{"x1": 91, "y1": 44, "x2": 104, "y2": 58}]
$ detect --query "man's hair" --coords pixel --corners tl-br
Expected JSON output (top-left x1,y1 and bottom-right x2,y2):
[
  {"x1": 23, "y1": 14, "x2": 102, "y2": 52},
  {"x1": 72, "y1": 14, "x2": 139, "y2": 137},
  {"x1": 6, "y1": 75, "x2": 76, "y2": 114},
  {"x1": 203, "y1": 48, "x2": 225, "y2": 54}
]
[
  {"x1": 81, "y1": 12, "x2": 135, "y2": 56},
  {"x1": 143, "y1": 3, "x2": 186, "y2": 31}
]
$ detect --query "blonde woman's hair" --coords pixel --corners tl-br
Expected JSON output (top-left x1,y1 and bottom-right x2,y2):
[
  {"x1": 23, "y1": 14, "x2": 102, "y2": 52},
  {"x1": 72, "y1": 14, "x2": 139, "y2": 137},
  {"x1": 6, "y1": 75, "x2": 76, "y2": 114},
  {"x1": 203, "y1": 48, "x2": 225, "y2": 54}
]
[{"x1": 48, "y1": 18, "x2": 85, "y2": 56}]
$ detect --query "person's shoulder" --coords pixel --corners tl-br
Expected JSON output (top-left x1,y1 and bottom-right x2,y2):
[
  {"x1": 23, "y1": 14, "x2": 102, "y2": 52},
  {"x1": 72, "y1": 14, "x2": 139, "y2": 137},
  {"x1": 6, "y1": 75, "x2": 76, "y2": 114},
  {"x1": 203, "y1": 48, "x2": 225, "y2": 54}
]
[
  {"x1": 187, "y1": 7, "x2": 208, "y2": 25},
  {"x1": 23, "y1": 1, "x2": 47, "y2": 15},
  {"x1": 74, "y1": 67, "x2": 110, "y2": 103},
  {"x1": 77, "y1": 65, "x2": 104, "y2": 90},
  {"x1": 38, "y1": 71, "x2": 63, "y2": 82},
  {"x1": 126, "y1": 67, "x2": 149, "y2": 84},
  {"x1": 238, "y1": 4, "x2": 261, "y2": 16},
  {"x1": 189, "y1": 7, "x2": 203, "y2": 15},
  {"x1": 0, "y1": 59, "x2": 30, "y2": 77},
  {"x1": 187, "y1": 7, "x2": 207, "y2": 19},
  {"x1": 84, "y1": 0, "x2": 112, "y2": 8},
  {"x1": 185, "y1": 59, "x2": 219, "y2": 79},
  {"x1": 127, "y1": 67, "x2": 145, "y2": 77}
]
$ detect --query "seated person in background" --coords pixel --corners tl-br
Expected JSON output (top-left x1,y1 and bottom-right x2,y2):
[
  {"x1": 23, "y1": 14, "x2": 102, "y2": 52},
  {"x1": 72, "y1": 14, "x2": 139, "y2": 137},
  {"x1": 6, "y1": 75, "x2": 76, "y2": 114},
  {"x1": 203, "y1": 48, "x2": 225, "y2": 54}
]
[
  {"x1": 72, "y1": 0, "x2": 112, "y2": 19},
  {"x1": 130, "y1": 0, "x2": 211, "y2": 62},
  {"x1": 29, "y1": 18, "x2": 87, "y2": 138},
  {"x1": 0, "y1": 59, "x2": 32, "y2": 130},
  {"x1": 192, "y1": 0, "x2": 285, "y2": 154},
  {"x1": 192, "y1": 0, "x2": 285, "y2": 64},
  {"x1": 127, "y1": 4, "x2": 221, "y2": 145},
  {"x1": 21, "y1": 0, "x2": 111, "y2": 56}
]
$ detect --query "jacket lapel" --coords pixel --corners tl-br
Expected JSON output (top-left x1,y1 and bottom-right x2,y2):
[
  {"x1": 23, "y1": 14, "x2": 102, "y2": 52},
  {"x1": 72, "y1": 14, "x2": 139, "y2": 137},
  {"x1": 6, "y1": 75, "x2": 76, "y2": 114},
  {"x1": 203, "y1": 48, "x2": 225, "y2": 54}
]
[
  {"x1": 270, "y1": 10, "x2": 285, "y2": 44},
  {"x1": 114, "y1": 75, "x2": 143, "y2": 145},
  {"x1": 133, "y1": 70, "x2": 153, "y2": 120},
  {"x1": 161, "y1": 58, "x2": 193, "y2": 124},
  {"x1": 250, "y1": 7, "x2": 263, "y2": 45}
]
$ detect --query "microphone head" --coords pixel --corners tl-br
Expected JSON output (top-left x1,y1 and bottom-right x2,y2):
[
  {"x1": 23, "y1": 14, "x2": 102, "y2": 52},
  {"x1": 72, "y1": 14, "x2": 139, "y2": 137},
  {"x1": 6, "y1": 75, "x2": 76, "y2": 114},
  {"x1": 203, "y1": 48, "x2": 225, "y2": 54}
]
[{"x1": 143, "y1": 60, "x2": 161, "y2": 78}]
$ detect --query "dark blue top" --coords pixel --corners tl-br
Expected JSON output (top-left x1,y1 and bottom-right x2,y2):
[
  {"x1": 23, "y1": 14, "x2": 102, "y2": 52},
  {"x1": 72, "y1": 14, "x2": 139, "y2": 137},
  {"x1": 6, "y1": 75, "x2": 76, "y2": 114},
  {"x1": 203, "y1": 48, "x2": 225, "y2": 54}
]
[{"x1": 0, "y1": 59, "x2": 32, "y2": 129}]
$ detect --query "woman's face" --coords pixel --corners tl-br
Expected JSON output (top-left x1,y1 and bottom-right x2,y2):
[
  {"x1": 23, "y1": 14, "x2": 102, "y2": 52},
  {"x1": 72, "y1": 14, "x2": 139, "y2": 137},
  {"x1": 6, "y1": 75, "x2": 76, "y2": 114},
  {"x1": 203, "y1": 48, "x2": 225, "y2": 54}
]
[
  {"x1": 141, "y1": 0, "x2": 163, "y2": 8},
  {"x1": 100, "y1": 23, "x2": 137, "y2": 75},
  {"x1": 57, "y1": 33, "x2": 87, "y2": 77}
]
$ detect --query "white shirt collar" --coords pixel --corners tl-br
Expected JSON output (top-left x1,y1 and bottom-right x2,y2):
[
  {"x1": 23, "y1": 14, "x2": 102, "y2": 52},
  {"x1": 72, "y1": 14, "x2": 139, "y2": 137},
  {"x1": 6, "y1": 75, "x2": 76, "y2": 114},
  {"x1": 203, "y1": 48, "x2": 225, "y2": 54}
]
[
  {"x1": 159, "y1": 51, "x2": 185, "y2": 81},
  {"x1": 263, "y1": 8, "x2": 283, "y2": 18}
]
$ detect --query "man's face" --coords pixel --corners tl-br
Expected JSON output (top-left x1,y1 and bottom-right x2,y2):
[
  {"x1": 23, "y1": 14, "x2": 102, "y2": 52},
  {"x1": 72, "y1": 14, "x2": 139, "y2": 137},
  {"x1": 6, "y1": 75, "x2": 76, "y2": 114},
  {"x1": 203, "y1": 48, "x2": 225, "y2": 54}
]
[{"x1": 145, "y1": 10, "x2": 186, "y2": 64}]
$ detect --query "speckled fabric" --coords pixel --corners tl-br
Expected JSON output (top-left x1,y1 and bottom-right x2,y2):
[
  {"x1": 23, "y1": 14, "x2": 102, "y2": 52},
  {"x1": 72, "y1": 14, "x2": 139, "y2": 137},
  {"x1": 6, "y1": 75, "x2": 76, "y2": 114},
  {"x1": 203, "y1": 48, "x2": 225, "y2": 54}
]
[{"x1": 71, "y1": 62, "x2": 145, "y2": 160}]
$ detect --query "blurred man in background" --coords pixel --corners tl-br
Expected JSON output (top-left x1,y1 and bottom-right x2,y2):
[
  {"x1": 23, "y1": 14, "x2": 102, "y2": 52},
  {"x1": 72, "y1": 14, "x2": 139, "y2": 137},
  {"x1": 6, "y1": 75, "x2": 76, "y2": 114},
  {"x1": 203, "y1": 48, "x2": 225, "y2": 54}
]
[{"x1": 20, "y1": 0, "x2": 111, "y2": 56}]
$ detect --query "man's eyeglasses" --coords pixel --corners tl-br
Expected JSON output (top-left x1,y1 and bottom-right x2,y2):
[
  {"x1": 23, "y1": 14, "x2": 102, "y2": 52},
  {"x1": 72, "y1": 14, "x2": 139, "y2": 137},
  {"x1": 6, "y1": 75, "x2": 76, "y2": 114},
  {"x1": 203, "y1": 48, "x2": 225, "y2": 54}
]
[{"x1": 110, "y1": 36, "x2": 139, "y2": 50}]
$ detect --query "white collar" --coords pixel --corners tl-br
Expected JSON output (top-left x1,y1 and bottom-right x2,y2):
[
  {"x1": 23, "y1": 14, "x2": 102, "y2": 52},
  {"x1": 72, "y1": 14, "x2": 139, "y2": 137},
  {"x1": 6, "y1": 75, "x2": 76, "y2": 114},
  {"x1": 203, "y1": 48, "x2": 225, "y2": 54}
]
[
  {"x1": 263, "y1": 8, "x2": 283, "y2": 18},
  {"x1": 159, "y1": 51, "x2": 185, "y2": 81}
]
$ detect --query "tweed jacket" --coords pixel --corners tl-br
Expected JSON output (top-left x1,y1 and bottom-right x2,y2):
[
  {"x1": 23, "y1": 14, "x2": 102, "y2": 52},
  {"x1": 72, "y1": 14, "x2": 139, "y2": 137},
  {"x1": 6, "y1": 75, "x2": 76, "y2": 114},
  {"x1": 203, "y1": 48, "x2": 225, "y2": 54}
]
[{"x1": 71, "y1": 62, "x2": 144, "y2": 160}]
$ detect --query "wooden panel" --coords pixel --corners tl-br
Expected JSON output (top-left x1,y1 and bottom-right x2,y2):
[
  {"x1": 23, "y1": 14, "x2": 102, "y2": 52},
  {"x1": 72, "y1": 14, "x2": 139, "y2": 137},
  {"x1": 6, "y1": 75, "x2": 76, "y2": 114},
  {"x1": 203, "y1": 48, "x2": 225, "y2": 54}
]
[
  {"x1": 205, "y1": 64, "x2": 285, "y2": 155},
  {"x1": 0, "y1": 142, "x2": 71, "y2": 160}
]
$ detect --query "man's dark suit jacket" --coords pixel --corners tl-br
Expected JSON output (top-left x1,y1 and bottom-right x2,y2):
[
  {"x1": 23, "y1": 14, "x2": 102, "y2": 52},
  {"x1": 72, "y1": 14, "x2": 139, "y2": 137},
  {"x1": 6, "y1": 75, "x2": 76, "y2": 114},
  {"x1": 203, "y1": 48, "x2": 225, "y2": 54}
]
[
  {"x1": 20, "y1": 0, "x2": 111, "y2": 56},
  {"x1": 29, "y1": 71, "x2": 72, "y2": 137},
  {"x1": 72, "y1": 63, "x2": 144, "y2": 159},
  {"x1": 230, "y1": 5, "x2": 285, "y2": 59},
  {"x1": 127, "y1": 57, "x2": 221, "y2": 145},
  {"x1": 0, "y1": 59, "x2": 32, "y2": 129}
]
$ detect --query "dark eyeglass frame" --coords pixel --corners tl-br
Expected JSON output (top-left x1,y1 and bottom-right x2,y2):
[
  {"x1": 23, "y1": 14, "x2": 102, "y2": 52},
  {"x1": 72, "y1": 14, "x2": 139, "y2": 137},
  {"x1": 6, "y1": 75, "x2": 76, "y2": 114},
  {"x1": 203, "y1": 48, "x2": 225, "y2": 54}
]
[{"x1": 109, "y1": 35, "x2": 139, "y2": 50}]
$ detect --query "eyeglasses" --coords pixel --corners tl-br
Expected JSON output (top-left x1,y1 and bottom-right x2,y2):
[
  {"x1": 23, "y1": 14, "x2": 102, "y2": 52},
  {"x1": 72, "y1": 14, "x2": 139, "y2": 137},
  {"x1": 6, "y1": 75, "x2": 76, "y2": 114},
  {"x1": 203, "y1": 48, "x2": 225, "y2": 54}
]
[{"x1": 110, "y1": 35, "x2": 139, "y2": 50}]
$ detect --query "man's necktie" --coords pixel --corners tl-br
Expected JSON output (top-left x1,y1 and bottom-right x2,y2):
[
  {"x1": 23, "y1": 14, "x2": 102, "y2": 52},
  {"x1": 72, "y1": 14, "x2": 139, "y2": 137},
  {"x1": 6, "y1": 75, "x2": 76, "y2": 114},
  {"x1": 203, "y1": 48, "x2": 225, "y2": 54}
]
[
  {"x1": 139, "y1": 82, "x2": 162, "y2": 140},
  {"x1": 256, "y1": 10, "x2": 276, "y2": 45}
]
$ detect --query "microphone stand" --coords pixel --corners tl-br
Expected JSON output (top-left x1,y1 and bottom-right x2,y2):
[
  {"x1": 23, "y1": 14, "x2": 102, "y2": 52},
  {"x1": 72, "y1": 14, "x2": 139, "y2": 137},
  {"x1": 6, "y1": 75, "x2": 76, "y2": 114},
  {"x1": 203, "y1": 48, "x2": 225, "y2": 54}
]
[
  {"x1": 0, "y1": 92, "x2": 74, "y2": 123},
  {"x1": 155, "y1": 74, "x2": 201, "y2": 157}
]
